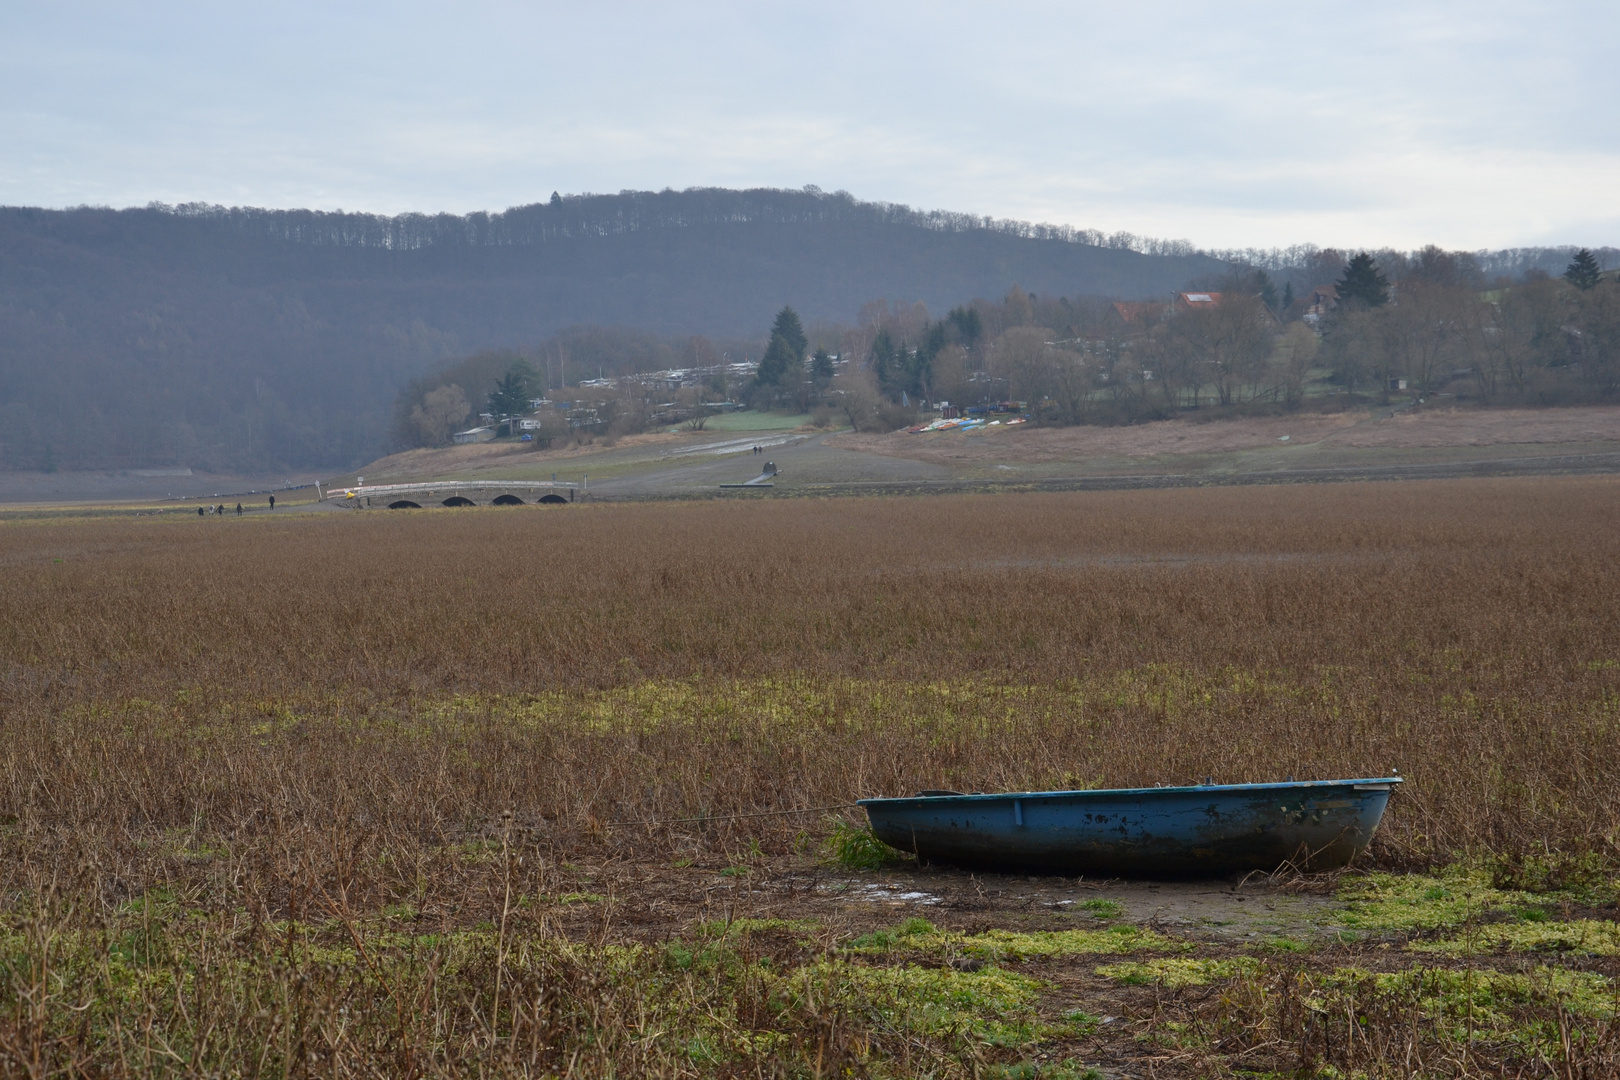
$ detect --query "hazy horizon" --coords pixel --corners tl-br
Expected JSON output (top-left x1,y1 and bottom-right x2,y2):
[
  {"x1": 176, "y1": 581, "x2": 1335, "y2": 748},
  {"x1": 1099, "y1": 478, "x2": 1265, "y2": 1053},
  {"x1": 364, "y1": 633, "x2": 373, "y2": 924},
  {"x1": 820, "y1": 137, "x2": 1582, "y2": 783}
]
[{"x1": 3, "y1": 2, "x2": 1615, "y2": 252}]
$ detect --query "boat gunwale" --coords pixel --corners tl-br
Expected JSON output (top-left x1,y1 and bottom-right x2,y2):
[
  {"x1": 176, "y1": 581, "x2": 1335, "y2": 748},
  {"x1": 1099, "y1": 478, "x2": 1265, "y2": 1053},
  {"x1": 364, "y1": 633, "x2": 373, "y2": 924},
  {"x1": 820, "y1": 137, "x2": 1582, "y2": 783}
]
[{"x1": 856, "y1": 776, "x2": 1403, "y2": 808}]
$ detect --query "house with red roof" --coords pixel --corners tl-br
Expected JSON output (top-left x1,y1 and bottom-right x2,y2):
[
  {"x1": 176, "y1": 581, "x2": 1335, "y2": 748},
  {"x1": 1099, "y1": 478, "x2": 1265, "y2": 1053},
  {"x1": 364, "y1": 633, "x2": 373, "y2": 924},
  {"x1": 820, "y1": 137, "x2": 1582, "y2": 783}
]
[{"x1": 1175, "y1": 291, "x2": 1223, "y2": 312}]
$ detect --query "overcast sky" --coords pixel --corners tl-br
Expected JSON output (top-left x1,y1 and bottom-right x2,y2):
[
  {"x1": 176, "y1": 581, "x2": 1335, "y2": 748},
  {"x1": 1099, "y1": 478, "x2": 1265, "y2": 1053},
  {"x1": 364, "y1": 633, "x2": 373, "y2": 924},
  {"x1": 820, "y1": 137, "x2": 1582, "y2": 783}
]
[{"x1": 2, "y1": 1, "x2": 1614, "y2": 251}]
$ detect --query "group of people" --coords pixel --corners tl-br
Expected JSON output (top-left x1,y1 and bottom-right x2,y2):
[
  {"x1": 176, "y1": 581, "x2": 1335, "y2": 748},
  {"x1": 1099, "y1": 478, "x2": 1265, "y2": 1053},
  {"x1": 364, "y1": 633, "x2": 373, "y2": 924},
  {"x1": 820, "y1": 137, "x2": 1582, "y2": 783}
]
[{"x1": 196, "y1": 495, "x2": 275, "y2": 517}]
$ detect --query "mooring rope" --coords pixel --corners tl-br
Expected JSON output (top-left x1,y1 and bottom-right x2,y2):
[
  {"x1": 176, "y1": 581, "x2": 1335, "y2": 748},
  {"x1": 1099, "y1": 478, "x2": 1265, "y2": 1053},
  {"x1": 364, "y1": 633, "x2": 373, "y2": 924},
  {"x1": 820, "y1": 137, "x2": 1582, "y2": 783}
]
[{"x1": 605, "y1": 802, "x2": 860, "y2": 828}]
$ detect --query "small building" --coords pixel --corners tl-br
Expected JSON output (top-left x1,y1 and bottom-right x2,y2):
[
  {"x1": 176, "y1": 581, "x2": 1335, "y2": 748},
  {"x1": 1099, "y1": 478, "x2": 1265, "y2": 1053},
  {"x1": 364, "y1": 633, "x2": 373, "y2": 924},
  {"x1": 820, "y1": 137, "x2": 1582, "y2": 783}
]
[
  {"x1": 1107, "y1": 301, "x2": 1162, "y2": 327},
  {"x1": 1304, "y1": 284, "x2": 1338, "y2": 323},
  {"x1": 452, "y1": 426, "x2": 496, "y2": 445}
]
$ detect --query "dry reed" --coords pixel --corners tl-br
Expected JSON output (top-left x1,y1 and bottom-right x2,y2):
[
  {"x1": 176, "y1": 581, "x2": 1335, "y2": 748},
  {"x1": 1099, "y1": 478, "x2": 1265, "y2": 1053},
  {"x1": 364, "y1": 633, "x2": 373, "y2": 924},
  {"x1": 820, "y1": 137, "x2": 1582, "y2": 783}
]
[{"x1": 1, "y1": 478, "x2": 1618, "y2": 1075}]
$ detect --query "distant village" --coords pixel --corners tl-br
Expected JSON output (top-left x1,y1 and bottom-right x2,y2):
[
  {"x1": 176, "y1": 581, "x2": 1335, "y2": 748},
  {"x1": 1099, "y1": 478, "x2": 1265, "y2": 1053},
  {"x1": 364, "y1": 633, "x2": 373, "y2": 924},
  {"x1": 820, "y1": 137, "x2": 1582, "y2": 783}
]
[
  {"x1": 432, "y1": 246, "x2": 1617, "y2": 448},
  {"x1": 450, "y1": 359, "x2": 770, "y2": 444}
]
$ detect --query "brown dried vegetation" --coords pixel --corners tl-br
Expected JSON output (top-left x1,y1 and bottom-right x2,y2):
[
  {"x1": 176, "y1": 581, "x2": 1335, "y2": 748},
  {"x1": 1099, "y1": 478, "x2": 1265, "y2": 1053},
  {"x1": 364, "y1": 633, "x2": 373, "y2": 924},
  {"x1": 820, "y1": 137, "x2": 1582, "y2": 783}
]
[{"x1": 2, "y1": 478, "x2": 1619, "y2": 1076}]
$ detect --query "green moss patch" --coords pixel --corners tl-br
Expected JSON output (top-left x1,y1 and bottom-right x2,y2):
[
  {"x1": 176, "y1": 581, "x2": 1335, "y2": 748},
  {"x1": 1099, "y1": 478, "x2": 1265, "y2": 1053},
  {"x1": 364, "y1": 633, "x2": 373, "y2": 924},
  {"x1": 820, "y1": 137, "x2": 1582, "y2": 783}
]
[
  {"x1": 848, "y1": 919, "x2": 1186, "y2": 960},
  {"x1": 1097, "y1": 956, "x2": 1261, "y2": 987},
  {"x1": 1075, "y1": 898, "x2": 1123, "y2": 919},
  {"x1": 1345, "y1": 965, "x2": 1619, "y2": 1035},
  {"x1": 968, "y1": 926, "x2": 1187, "y2": 960},
  {"x1": 1411, "y1": 918, "x2": 1620, "y2": 956},
  {"x1": 1339, "y1": 865, "x2": 1535, "y2": 931},
  {"x1": 799, "y1": 961, "x2": 1050, "y2": 1046}
]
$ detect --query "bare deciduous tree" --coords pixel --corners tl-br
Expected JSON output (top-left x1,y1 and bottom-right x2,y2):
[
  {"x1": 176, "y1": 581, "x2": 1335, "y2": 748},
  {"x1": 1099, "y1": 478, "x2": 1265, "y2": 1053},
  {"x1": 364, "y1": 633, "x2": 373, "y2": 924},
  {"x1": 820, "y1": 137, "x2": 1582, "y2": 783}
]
[
  {"x1": 409, "y1": 384, "x2": 471, "y2": 445},
  {"x1": 835, "y1": 367, "x2": 883, "y2": 431},
  {"x1": 1171, "y1": 294, "x2": 1275, "y2": 406},
  {"x1": 1381, "y1": 283, "x2": 1468, "y2": 393},
  {"x1": 1272, "y1": 323, "x2": 1319, "y2": 408},
  {"x1": 1575, "y1": 282, "x2": 1620, "y2": 400},
  {"x1": 930, "y1": 344, "x2": 973, "y2": 408}
]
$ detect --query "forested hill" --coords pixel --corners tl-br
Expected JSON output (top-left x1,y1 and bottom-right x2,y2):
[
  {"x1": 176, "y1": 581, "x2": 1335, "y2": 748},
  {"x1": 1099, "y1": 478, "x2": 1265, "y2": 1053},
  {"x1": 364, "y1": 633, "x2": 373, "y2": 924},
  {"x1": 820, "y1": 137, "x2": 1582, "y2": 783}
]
[{"x1": 0, "y1": 188, "x2": 1226, "y2": 474}]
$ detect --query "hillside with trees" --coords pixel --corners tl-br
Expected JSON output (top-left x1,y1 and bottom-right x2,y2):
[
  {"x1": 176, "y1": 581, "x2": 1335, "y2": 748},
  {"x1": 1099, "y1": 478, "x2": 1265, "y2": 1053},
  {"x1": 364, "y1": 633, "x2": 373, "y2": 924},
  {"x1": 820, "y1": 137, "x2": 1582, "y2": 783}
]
[
  {"x1": 0, "y1": 188, "x2": 1226, "y2": 474},
  {"x1": 741, "y1": 249, "x2": 1620, "y2": 433},
  {"x1": 4, "y1": 185, "x2": 1615, "y2": 474},
  {"x1": 387, "y1": 245, "x2": 1618, "y2": 457},
  {"x1": 723, "y1": 246, "x2": 1617, "y2": 434}
]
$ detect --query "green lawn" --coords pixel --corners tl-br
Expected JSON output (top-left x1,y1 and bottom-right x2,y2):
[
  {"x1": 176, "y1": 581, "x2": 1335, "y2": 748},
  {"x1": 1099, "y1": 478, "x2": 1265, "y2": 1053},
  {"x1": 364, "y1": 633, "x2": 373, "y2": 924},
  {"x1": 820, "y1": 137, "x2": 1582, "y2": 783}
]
[{"x1": 696, "y1": 410, "x2": 816, "y2": 432}]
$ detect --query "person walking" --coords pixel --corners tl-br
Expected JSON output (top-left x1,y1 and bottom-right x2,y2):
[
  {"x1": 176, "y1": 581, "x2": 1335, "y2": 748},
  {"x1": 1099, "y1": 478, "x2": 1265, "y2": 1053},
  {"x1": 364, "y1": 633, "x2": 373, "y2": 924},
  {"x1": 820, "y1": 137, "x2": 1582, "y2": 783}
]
[
  {"x1": 268, "y1": 494, "x2": 275, "y2": 510},
  {"x1": 198, "y1": 506, "x2": 204, "y2": 517},
  {"x1": 236, "y1": 503, "x2": 243, "y2": 516}
]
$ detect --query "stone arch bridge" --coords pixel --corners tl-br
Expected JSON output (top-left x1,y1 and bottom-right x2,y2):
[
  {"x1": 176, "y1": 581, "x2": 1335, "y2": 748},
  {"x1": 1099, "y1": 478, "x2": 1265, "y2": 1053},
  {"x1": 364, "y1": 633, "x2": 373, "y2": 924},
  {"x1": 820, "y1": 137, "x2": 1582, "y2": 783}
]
[{"x1": 318, "y1": 480, "x2": 578, "y2": 509}]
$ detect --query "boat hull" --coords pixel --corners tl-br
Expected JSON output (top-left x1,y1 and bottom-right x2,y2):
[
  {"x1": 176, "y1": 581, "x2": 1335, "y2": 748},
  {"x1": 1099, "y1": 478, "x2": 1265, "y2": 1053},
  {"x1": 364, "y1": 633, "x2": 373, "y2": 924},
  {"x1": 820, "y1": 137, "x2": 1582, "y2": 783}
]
[{"x1": 858, "y1": 779, "x2": 1399, "y2": 877}]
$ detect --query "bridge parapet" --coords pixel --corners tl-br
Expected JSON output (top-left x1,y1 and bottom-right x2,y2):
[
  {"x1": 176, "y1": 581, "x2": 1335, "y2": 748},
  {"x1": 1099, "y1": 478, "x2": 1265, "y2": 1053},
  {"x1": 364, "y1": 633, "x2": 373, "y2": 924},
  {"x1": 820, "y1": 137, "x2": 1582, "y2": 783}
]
[{"x1": 319, "y1": 480, "x2": 579, "y2": 508}]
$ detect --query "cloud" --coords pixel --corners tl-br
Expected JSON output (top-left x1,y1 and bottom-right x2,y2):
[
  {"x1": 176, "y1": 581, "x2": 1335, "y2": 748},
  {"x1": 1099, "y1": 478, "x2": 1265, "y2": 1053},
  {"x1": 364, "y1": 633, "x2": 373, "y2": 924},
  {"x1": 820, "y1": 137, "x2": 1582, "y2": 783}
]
[{"x1": 1, "y1": 0, "x2": 1614, "y2": 248}]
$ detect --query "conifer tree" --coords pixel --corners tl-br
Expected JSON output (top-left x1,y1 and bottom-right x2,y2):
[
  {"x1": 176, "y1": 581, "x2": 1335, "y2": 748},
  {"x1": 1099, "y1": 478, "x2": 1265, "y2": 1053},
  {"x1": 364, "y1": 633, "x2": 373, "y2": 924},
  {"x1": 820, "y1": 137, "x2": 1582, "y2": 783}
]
[
  {"x1": 1565, "y1": 248, "x2": 1602, "y2": 291},
  {"x1": 754, "y1": 335, "x2": 796, "y2": 386},
  {"x1": 1335, "y1": 253, "x2": 1390, "y2": 308},
  {"x1": 811, "y1": 347, "x2": 834, "y2": 383},
  {"x1": 486, "y1": 362, "x2": 536, "y2": 424},
  {"x1": 754, "y1": 306, "x2": 808, "y2": 390},
  {"x1": 868, "y1": 329, "x2": 898, "y2": 392},
  {"x1": 947, "y1": 305, "x2": 983, "y2": 347},
  {"x1": 770, "y1": 307, "x2": 808, "y2": 362}
]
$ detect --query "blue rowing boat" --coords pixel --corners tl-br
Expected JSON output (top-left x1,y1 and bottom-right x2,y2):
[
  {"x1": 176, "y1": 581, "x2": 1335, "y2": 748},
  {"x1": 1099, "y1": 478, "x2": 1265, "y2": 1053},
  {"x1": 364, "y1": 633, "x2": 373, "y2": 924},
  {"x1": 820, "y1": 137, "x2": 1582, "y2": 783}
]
[{"x1": 858, "y1": 777, "x2": 1401, "y2": 877}]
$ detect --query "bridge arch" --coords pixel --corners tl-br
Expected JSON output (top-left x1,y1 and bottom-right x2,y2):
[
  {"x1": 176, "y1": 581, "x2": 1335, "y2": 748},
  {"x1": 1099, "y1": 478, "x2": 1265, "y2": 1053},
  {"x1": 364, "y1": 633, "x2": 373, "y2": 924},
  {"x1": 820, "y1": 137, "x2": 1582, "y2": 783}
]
[
  {"x1": 538, "y1": 493, "x2": 569, "y2": 505},
  {"x1": 323, "y1": 480, "x2": 576, "y2": 508}
]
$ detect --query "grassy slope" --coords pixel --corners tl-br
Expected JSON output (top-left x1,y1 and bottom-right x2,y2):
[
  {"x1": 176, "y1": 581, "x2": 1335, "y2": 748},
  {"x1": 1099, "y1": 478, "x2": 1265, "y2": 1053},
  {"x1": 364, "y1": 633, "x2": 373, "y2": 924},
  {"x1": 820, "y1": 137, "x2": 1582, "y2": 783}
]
[{"x1": 330, "y1": 406, "x2": 1620, "y2": 499}]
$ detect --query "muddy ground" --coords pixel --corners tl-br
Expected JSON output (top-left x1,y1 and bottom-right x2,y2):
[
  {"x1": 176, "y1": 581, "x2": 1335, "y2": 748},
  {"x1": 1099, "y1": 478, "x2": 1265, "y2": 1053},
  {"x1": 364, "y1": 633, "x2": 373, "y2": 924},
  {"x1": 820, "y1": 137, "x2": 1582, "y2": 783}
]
[
  {"x1": 522, "y1": 853, "x2": 1620, "y2": 1078},
  {"x1": 554, "y1": 857, "x2": 1353, "y2": 947}
]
